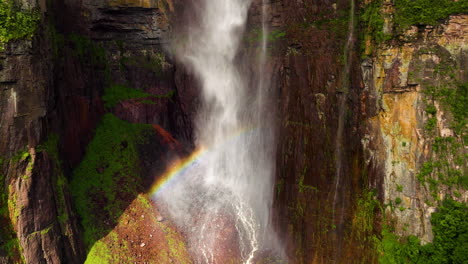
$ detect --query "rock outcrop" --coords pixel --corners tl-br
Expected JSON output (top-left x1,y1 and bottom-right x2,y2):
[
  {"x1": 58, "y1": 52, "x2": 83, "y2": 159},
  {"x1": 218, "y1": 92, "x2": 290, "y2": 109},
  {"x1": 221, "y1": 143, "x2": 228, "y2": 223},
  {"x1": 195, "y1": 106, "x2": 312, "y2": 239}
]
[
  {"x1": 1, "y1": 0, "x2": 193, "y2": 263},
  {"x1": 363, "y1": 14, "x2": 467, "y2": 243}
]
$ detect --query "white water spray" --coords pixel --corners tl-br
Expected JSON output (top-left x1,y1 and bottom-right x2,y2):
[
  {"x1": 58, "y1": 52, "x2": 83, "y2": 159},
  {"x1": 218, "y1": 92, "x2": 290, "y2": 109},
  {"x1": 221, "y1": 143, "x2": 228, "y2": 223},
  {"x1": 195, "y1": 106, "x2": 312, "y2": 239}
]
[{"x1": 154, "y1": 0, "x2": 278, "y2": 263}]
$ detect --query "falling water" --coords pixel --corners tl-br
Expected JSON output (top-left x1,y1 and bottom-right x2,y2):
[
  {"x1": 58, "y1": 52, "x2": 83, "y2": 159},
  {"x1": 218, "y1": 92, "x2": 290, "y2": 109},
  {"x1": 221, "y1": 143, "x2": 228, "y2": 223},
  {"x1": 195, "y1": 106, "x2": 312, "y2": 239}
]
[
  {"x1": 332, "y1": 0, "x2": 355, "y2": 262},
  {"x1": 154, "y1": 0, "x2": 278, "y2": 263}
]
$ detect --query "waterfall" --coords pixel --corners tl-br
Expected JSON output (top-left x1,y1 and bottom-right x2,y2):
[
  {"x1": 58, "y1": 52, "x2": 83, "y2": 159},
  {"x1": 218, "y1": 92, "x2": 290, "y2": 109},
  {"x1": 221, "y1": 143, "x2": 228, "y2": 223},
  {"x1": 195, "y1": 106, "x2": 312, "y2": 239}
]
[{"x1": 153, "y1": 0, "x2": 278, "y2": 263}]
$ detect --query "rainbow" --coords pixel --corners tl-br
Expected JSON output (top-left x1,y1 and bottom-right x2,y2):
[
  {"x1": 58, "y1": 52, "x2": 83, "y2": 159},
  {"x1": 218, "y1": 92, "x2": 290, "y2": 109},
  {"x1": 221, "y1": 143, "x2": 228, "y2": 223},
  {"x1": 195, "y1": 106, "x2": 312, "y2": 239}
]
[
  {"x1": 148, "y1": 147, "x2": 206, "y2": 196},
  {"x1": 148, "y1": 126, "x2": 256, "y2": 196}
]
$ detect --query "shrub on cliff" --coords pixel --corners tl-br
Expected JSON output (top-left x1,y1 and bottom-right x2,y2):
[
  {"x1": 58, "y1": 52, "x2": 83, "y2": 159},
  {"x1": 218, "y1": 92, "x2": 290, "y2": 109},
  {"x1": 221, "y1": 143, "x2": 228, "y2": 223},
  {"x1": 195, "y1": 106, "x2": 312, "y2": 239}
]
[
  {"x1": 380, "y1": 199, "x2": 468, "y2": 263},
  {"x1": 394, "y1": 0, "x2": 468, "y2": 31},
  {"x1": 0, "y1": 0, "x2": 39, "y2": 46}
]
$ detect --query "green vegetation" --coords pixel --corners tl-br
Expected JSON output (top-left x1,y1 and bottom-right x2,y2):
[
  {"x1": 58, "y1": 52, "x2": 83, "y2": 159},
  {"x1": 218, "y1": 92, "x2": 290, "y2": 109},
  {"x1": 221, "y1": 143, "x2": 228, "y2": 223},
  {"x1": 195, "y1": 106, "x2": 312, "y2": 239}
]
[
  {"x1": 396, "y1": 184, "x2": 403, "y2": 192},
  {"x1": 102, "y1": 85, "x2": 153, "y2": 108},
  {"x1": 0, "y1": 0, "x2": 39, "y2": 47},
  {"x1": 69, "y1": 33, "x2": 111, "y2": 84},
  {"x1": 10, "y1": 150, "x2": 29, "y2": 163},
  {"x1": 47, "y1": 24, "x2": 65, "y2": 60},
  {"x1": 71, "y1": 113, "x2": 153, "y2": 249},
  {"x1": 84, "y1": 241, "x2": 112, "y2": 264},
  {"x1": 379, "y1": 199, "x2": 468, "y2": 264},
  {"x1": 394, "y1": 197, "x2": 402, "y2": 205},
  {"x1": 359, "y1": 0, "x2": 391, "y2": 57},
  {"x1": 276, "y1": 178, "x2": 284, "y2": 197},
  {"x1": 352, "y1": 189, "x2": 380, "y2": 244},
  {"x1": 360, "y1": 1, "x2": 386, "y2": 40},
  {"x1": 0, "y1": 238, "x2": 23, "y2": 263},
  {"x1": 419, "y1": 82, "x2": 467, "y2": 195},
  {"x1": 69, "y1": 34, "x2": 107, "y2": 66},
  {"x1": 83, "y1": 194, "x2": 191, "y2": 263},
  {"x1": 393, "y1": 0, "x2": 468, "y2": 32},
  {"x1": 28, "y1": 225, "x2": 53, "y2": 237},
  {"x1": 38, "y1": 134, "x2": 59, "y2": 161},
  {"x1": 435, "y1": 83, "x2": 468, "y2": 137},
  {"x1": 418, "y1": 51, "x2": 466, "y2": 194},
  {"x1": 120, "y1": 52, "x2": 168, "y2": 75},
  {"x1": 102, "y1": 84, "x2": 175, "y2": 108},
  {"x1": 360, "y1": 0, "x2": 467, "y2": 56},
  {"x1": 37, "y1": 135, "x2": 70, "y2": 227},
  {"x1": 247, "y1": 29, "x2": 286, "y2": 44},
  {"x1": 0, "y1": 158, "x2": 23, "y2": 262},
  {"x1": 0, "y1": 151, "x2": 32, "y2": 262},
  {"x1": 313, "y1": 9, "x2": 350, "y2": 32},
  {"x1": 297, "y1": 166, "x2": 317, "y2": 193},
  {"x1": 379, "y1": 228, "x2": 422, "y2": 264},
  {"x1": 266, "y1": 30, "x2": 286, "y2": 42}
]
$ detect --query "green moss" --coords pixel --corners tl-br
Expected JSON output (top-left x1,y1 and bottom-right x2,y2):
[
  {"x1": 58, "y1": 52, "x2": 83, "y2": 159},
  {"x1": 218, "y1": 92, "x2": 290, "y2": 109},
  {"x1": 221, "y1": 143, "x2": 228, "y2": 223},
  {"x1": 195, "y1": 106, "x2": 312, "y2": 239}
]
[
  {"x1": 393, "y1": 0, "x2": 468, "y2": 32},
  {"x1": 326, "y1": 9, "x2": 350, "y2": 39},
  {"x1": 396, "y1": 184, "x2": 403, "y2": 192},
  {"x1": 439, "y1": 83, "x2": 467, "y2": 136},
  {"x1": 47, "y1": 24, "x2": 65, "y2": 60},
  {"x1": 7, "y1": 185, "x2": 19, "y2": 225},
  {"x1": 298, "y1": 166, "x2": 318, "y2": 193},
  {"x1": 140, "y1": 99, "x2": 157, "y2": 105},
  {"x1": 350, "y1": 189, "x2": 381, "y2": 256},
  {"x1": 359, "y1": 0, "x2": 391, "y2": 57},
  {"x1": 425, "y1": 104, "x2": 437, "y2": 115},
  {"x1": 69, "y1": 34, "x2": 106, "y2": 66},
  {"x1": 21, "y1": 154, "x2": 34, "y2": 180},
  {"x1": 246, "y1": 28, "x2": 286, "y2": 44},
  {"x1": 276, "y1": 178, "x2": 284, "y2": 197},
  {"x1": 138, "y1": 195, "x2": 152, "y2": 209},
  {"x1": 84, "y1": 241, "x2": 112, "y2": 264},
  {"x1": 10, "y1": 150, "x2": 29, "y2": 163},
  {"x1": 424, "y1": 117, "x2": 437, "y2": 131},
  {"x1": 459, "y1": 175, "x2": 468, "y2": 190},
  {"x1": 1, "y1": 238, "x2": 23, "y2": 263},
  {"x1": 0, "y1": 160, "x2": 23, "y2": 262},
  {"x1": 71, "y1": 114, "x2": 153, "y2": 249},
  {"x1": 420, "y1": 83, "x2": 467, "y2": 193},
  {"x1": 120, "y1": 52, "x2": 168, "y2": 74},
  {"x1": 67, "y1": 33, "x2": 111, "y2": 84},
  {"x1": 37, "y1": 135, "x2": 71, "y2": 227},
  {"x1": 102, "y1": 84, "x2": 175, "y2": 108},
  {"x1": 160, "y1": 222, "x2": 190, "y2": 262},
  {"x1": 84, "y1": 195, "x2": 190, "y2": 263},
  {"x1": 102, "y1": 85, "x2": 153, "y2": 108},
  {"x1": 0, "y1": 0, "x2": 39, "y2": 48},
  {"x1": 38, "y1": 135, "x2": 59, "y2": 159},
  {"x1": 28, "y1": 225, "x2": 53, "y2": 237},
  {"x1": 394, "y1": 197, "x2": 402, "y2": 205}
]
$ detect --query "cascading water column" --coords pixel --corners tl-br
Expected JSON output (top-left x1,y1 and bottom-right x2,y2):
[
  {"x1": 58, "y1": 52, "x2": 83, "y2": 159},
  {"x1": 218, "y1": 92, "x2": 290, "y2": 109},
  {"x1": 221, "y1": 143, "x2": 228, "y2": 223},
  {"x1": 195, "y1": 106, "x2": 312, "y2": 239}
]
[{"x1": 153, "y1": 0, "x2": 278, "y2": 263}]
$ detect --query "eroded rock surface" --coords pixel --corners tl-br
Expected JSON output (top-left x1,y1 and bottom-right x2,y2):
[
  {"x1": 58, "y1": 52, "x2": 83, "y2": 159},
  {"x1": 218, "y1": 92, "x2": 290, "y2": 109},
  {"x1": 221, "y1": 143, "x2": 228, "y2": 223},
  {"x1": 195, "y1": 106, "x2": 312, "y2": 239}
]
[{"x1": 363, "y1": 14, "x2": 467, "y2": 243}]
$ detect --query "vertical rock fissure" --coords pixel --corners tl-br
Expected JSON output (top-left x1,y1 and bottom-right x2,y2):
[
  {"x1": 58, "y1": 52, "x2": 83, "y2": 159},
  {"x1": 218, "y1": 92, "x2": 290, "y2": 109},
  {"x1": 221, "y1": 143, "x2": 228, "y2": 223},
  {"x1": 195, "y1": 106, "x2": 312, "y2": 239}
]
[{"x1": 332, "y1": 0, "x2": 356, "y2": 262}]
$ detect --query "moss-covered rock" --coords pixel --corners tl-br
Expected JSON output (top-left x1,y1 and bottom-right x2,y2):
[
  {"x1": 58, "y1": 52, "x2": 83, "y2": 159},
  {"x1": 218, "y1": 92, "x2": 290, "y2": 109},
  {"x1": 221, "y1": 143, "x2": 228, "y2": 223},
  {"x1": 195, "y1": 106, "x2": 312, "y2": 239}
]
[{"x1": 71, "y1": 113, "x2": 153, "y2": 248}]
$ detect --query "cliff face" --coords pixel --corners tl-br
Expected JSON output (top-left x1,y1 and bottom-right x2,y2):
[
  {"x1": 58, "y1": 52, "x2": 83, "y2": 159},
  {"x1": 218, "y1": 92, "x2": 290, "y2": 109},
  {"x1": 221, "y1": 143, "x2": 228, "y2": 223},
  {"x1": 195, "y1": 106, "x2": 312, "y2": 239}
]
[
  {"x1": 363, "y1": 14, "x2": 467, "y2": 243},
  {"x1": 1, "y1": 0, "x2": 195, "y2": 263},
  {"x1": 270, "y1": 0, "x2": 372, "y2": 262},
  {"x1": 0, "y1": 1, "x2": 86, "y2": 262},
  {"x1": 0, "y1": 0, "x2": 466, "y2": 263}
]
